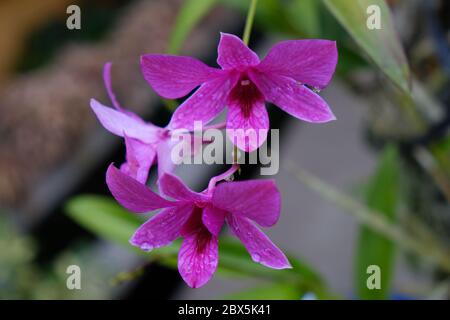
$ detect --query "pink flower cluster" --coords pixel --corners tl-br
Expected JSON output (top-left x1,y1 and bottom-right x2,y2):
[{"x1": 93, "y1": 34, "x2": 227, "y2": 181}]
[{"x1": 91, "y1": 33, "x2": 337, "y2": 287}]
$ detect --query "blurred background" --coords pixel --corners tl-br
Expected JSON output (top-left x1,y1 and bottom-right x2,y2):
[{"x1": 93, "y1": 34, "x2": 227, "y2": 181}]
[{"x1": 0, "y1": 0, "x2": 449, "y2": 299}]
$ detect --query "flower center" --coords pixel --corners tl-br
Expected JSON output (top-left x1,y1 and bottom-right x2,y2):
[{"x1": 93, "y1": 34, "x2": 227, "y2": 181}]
[{"x1": 228, "y1": 75, "x2": 263, "y2": 118}]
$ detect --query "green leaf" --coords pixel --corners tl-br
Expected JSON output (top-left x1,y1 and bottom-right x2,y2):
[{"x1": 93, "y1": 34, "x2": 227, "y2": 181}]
[
  {"x1": 167, "y1": 0, "x2": 217, "y2": 54},
  {"x1": 323, "y1": 0, "x2": 411, "y2": 93},
  {"x1": 65, "y1": 195, "x2": 180, "y2": 257},
  {"x1": 286, "y1": 0, "x2": 321, "y2": 37},
  {"x1": 355, "y1": 145, "x2": 399, "y2": 299},
  {"x1": 224, "y1": 283, "x2": 302, "y2": 300},
  {"x1": 66, "y1": 195, "x2": 143, "y2": 245}
]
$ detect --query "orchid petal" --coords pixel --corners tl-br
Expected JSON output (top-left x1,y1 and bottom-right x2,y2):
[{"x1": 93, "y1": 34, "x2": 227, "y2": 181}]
[
  {"x1": 178, "y1": 232, "x2": 218, "y2": 288},
  {"x1": 178, "y1": 213, "x2": 219, "y2": 288},
  {"x1": 141, "y1": 54, "x2": 222, "y2": 99},
  {"x1": 155, "y1": 139, "x2": 177, "y2": 180},
  {"x1": 202, "y1": 205, "x2": 226, "y2": 237},
  {"x1": 102, "y1": 63, "x2": 144, "y2": 121},
  {"x1": 120, "y1": 135, "x2": 156, "y2": 184},
  {"x1": 217, "y1": 33, "x2": 259, "y2": 69},
  {"x1": 226, "y1": 98, "x2": 268, "y2": 152},
  {"x1": 250, "y1": 71, "x2": 336, "y2": 123},
  {"x1": 159, "y1": 173, "x2": 207, "y2": 202},
  {"x1": 227, "y1": 215, "x2": 291, "y2": 269},
  {"x1": 168, "y1": 74, "x2": 238, "y2": 130},
  {"x1": 103, "y1": 62, "x2": 123, "y2": 111},
  {"x1": 212, "y1": 179, "x2": 280, "y2": 227},
  {"x1": 106, "y1": 164, "x2": 173, "y2": 213},
  {"x1": 90, "y1": 99, "x2": 159, "y2": 143},
  {"x1": 258, "y1": 40, "x2": 338, "y2": 89},
  {"x1": 130, "y1": 203, "x2": 194, "y2": 251}
]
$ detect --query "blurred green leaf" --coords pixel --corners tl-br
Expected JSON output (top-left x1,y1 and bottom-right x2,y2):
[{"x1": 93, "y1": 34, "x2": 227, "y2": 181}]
[
  {"x1": 225, "y1": 283, "x2": 302, "y2": 300},
  {"x1": 168, "y1": 0, "x2": 217, "y2": 54},
  {"x1": 355, "y1": 145, "x2": 399, "y2": 299},
  {"x1": 286, "y1": 0, "x2": 321, "y2": 37},
  {"x1": 323, "y1": 0, "x2": 411, "y2": 93},
  {"x1": 65, "y1": 195, "x2": 179, "y2": 257},
  {"x1": 431, "y1": 134, "x2": 450, "y2": 177},
  {"x1": 66, "y1": 195, "x2": 142, "y2": 245}
]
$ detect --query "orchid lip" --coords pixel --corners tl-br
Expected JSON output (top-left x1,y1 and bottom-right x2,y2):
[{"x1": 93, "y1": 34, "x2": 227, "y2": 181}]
[{"x1": 228, "y1": 73, "x2": 264, "y2": 118}]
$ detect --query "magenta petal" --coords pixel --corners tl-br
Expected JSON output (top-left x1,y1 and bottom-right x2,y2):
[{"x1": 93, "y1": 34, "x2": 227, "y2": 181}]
[
  {"x1": 106, "y1": 164, "x2": 173, "y2": 213},
  {"x1": 258, "y1": 40, "x2": 338, "y2": 89},
  {"x1": 212, "y1": 179, "x2": 280, "y2": 227},
  {"x1": 217, "y1": 33, "x2": 259, "y2": 69},
  {"x1": 141, "y1": 54, "x2": 222, "y2": 99},
  {"x1": 250, "y1": 72, "x2": 336, "y2": 123},
  {"x1": 120, "y1": 135, "x2": 156, "y2": 184},
  {"x1": 156, "y1": 140, "x2": 176, "y2": 179},
  {"x1": 159, "y1": 173, "x2": 207, "y2": 202},
  {"x1": 103, "y1": 62, "x2": 123, "y2": 111},
  {"x1": 227, "y1": 215, "x2": 291, "y2": 269},
  {"x1": 168, "y1": 74, "x2": 238, "y2": 130},
  {"x1": 102, "y1": 63, "x2": 144, "y2": 121},
  {"x1": 90, "y1": 99, "x2": 159, "y2": 142},
  {"x1": 202, "y1": 205, "x2": 226, "y2": 236},
  {"x1": 130, "y1": 204, "x2": 194, "y2": 251},
  {"x1": 178, "y1": 230, "x2": 219, "y2": 288},
  {"x1": 226, "y1": 98, "x2": 268, "y2": 152}
]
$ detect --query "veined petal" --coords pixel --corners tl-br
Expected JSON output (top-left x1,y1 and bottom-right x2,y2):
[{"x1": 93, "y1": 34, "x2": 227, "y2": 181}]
[
  {"x1": 168, "y1": 74, "x2": 238, "y2": 130},
  {"x1": 130, "y1": 203, "x2": 194, "y2": 251},
  {"x1": 106, "y1": 164, "x2": 173, "y2": 213},
  {"x1": 178, "y1": 214, "x2": 219, "y2": 288},
  {"x1": 212, "y1": 179, "x2": 280, "y2": 227},
  {"x1": 217, "y1": 33, "x2": 259, "y2": 69},
  {"x1": 178, "y1": 232, "x2": 218, "y2": 288},
  {"x1": 202, "y1": 205, "x2": 226, "y2": 237},
  {"x1": 159, "y1": 173, "x2": 207, "y2": 202},
  {"x1": 90, "y1": 99, "x2": 159, "y2": 143},
  {"x1": 120, "y1": 135, "x2": 156, "y2": 184},
  {"x1": 227, "y1": 215, "x2": 291, "y2": 269},
  {"x1": 249, "y1": 71, "x2": 336, "y2": 123},
  {"x1": 257, "y1": 40, "x2": 338, "y2": 89},
  {"x1": 226, "y1": 98, "x2": 268, "y2": 152},
  {"x1": 141, "y1": 54, "x2": 222, "y2": 99}
]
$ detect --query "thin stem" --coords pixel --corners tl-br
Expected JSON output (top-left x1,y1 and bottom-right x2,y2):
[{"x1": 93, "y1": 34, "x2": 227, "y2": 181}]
[
  {"x1": 208, "y1": 164, "x2": 240, "y2": 192},
  {"x1": 285, "y1": 160, "x2": 450, "y2": 273},
  {"x1": 242, "y1": 0, "x2": 258, "y2": 46}
]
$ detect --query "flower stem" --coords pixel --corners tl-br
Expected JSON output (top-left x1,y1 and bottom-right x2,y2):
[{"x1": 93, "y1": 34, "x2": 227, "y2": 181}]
[
  {"x1": 208, "y1": 164, "x2": 240, "y2": 192},
  {"x1": 242, "y1": 0, "x2": 258, "y2": 46}
]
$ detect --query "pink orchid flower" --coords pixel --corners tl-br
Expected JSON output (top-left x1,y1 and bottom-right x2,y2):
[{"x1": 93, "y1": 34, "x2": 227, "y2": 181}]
[
  {"x1": 106, "y1": 164, "x2": 290, "y2": 288},
  {"x1": 90, "y1": 63, "x2": 187, "y2": 183},
  {"x1": 141, "y1": 33, "x2": 337, "y2": 152}
]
